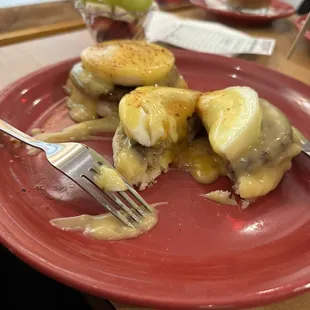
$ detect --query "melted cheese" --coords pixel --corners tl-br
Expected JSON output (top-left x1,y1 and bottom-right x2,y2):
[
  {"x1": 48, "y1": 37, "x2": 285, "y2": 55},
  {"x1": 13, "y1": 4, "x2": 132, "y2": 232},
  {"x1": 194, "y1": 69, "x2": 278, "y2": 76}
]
[
  {"x1": 117, "y1": 93, "x2": 302, "y2": 203},
  {"x1": 236, "y1": 157, "x2": 297, "y2": 199},
  {"x1": 154, "y1": 65, "x2": 188, "y2": 89},
  {"x1": 119, "y1": 87, "x2": 200, "y2": 146},
  {"x1": 232, "y1": 100, "x2": 302, "y2": 199},
  {"x1": 197, "y1": 87, "x2": 262, "y2": 161},
  {"x1": 175, "y1": 137, "x2": 227, "y2": 184},
  {"x1": 66, "y1": 80, "x2": 98, "y2": 123},
  {"x1": 94, "y1": 165, "x2": 127, "y2": 192},
  {"x1": 114, "y1": 134, "x2": 227, "y2": 188},
  {"x1": 32, "y1": 116, "x2": 119, "y2": 144},
  {"x1": 67, "y1": 63, "x2": 188, "y2": 124},
  {"x1": 69, "y1": 62, "x2": 114, "y2": 97},
  {"x1": 114, "y1": 137, "x2": 148, "y2": 185},
  {"x1": 201, "y1": 190, "x2": 238, "y2": 206},
  {"x1": 50, "y1": 202, "x2": 167, "y2": 241},
  {"x1": 292, "y1": 126, "x2": 308, "y2": 144}
]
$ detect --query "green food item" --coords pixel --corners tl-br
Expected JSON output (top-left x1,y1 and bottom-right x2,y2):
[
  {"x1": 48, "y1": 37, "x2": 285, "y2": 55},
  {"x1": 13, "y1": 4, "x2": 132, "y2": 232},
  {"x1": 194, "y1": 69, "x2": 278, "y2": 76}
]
[
  {"x1": 81, "y1": 0, "x2": 153, "y2": 12},
  {"x1": 115, "y1": 0, "x2": 153, "y2": 12},
  {"x1": 81, "y1": 0, "x2": 114, "y2": 6}
]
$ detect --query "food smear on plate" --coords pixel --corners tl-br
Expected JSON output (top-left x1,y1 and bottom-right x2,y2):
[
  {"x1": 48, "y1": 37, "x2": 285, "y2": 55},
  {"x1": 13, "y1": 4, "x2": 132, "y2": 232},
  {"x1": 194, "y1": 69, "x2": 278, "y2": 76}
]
[
  {"x1": 32, "y1": 116, "x2": 119, "y2": 143},
  {"x1": 50, "y1": 202, "x2": 167, "y2": 241},
  {"x1": 200, "y1": 190, "x2": 238, "y2": 206},
  {"x1": 174, "y1": 137, "x2": 228, "y2": 184}
]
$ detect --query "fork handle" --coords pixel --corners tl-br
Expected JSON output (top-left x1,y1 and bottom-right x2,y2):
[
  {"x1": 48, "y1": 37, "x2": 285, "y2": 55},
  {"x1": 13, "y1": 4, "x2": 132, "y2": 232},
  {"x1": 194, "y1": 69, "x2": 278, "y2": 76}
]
[{"x1": 0, "y1": 119, "x2": 51, "y2": 152}]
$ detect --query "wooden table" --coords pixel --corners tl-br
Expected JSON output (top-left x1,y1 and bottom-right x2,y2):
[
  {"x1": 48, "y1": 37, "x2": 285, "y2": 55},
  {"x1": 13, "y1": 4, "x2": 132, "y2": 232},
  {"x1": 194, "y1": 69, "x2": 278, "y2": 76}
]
[
  {"x1": 0, "y1": 6, "x2": 310, "y2": 310},
  {"x1": 0, "y1": 0, "x2": 192, "y2": 46},
  {"x1": 0, "y1": 1, "x2": 84, "y2": 46},
  {"x1": 0, "y1": 8, "x2": 309, "y2": 88}
]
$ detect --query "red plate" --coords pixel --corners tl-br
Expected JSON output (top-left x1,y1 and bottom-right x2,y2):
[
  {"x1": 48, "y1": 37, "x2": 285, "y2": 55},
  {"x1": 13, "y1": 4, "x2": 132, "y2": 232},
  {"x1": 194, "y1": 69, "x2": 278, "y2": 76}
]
[
  {"x1": 0, "y1": 50, "x2": 310, "y2": 310},
  {"x1": 295, "y1": 15, "x2": 310, "y2": 41},
  {"x1": 190, "y1": 0, "x2": 296, "y2": 25}
]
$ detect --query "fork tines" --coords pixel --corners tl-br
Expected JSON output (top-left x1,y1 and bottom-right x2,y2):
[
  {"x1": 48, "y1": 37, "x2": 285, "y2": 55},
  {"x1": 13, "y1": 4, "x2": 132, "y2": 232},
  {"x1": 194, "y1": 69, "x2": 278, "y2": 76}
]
[{"x1": 79, "y1": 174, "x2": 154, "y2": 228}]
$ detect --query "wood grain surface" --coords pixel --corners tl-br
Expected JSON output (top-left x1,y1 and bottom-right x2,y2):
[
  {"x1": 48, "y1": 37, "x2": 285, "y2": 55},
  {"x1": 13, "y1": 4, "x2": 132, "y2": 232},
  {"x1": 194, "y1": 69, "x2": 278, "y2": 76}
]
[
  {"x1": 0, "y1": 1, "x2": 84, "y2": 46},
  {"x1": 0, "y1": 0, "x2": 195, "y2": 46},
  {"x1": 0, "y1": 1, "x2": 80, "y2": 33}
]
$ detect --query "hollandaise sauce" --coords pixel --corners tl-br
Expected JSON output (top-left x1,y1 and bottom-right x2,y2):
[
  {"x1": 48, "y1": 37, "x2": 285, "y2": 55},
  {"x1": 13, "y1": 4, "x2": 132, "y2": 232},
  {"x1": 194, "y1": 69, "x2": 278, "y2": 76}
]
[
  {"x1": 175, "y1": 137, "x2": 228, "y2": 184},
  {"x1": 32, "y1": 116, "x2": 119, "y2": 144},
  {"x1": 50, "y1": 202, "x2": 167, "y2": 241}
]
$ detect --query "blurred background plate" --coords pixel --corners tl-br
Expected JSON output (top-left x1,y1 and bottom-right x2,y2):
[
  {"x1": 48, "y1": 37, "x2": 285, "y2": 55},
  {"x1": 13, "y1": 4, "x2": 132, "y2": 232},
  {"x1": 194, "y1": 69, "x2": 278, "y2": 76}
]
[{"x1": 190, "y1": 0, "x2": 296, "y2": 25}]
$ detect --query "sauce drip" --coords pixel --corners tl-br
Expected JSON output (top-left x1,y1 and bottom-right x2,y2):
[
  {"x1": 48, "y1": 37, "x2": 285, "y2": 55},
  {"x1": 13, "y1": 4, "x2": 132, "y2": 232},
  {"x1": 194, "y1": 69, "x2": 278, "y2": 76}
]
[
  {"x1": 32, "y1": 115, "x2": 119, "y2": 144},
  {"x1": 231, "y1": 100, "x2": 302, "y2": 199},
  {"x1": 66, "y1": 80, "x2": 98, "y2": 123},
  {"x1": 200, "y1": 191, "x2": 237, "y2": 206},
  {"x1": 175, "y1": 137, "x2": 228, "y2": 184},
  {"x1": 94, "y1": 165, "x2": 127, "y2": 192},
  {"x1": 50, "y1": 202, "x2": 167, "y2": 241}
]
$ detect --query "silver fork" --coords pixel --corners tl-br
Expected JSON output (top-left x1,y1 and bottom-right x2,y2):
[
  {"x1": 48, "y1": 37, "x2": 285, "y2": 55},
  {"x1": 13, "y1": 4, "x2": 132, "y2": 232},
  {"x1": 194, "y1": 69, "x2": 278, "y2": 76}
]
[
  {"x1": 302, "y1": 141, "x2": 310, "y2": 158},
  {"x1": 0, "y1": 119, "x2": 154, "y2": 228}
]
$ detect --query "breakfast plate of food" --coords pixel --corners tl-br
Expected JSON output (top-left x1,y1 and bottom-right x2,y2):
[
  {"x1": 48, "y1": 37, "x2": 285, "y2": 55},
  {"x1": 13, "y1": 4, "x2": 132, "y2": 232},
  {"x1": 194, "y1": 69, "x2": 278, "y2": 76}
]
[
  {"x1": 190, "y1": 0, "x2": 296, "y2": 24},
  {"x1": 0, "y1": 40, "x2": 309, "y2": 310}
]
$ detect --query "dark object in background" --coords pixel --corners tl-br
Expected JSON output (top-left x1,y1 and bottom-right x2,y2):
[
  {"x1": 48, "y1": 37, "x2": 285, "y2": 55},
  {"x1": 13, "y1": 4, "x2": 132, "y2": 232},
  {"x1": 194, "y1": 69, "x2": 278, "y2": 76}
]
[
  {"x1": 297, "y1": 0, "x2": 310, "y2": 14},
  {"x1": 1, "y1": 245, "x2": 93, "y2": 309}
]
